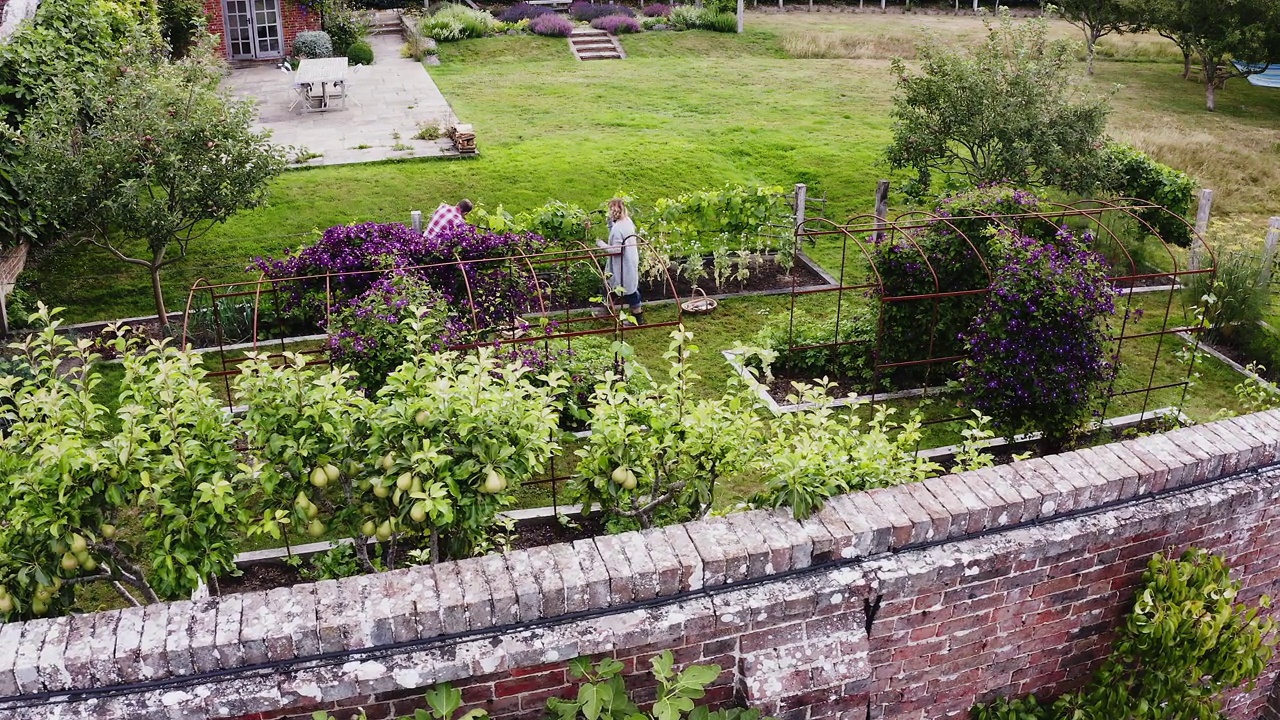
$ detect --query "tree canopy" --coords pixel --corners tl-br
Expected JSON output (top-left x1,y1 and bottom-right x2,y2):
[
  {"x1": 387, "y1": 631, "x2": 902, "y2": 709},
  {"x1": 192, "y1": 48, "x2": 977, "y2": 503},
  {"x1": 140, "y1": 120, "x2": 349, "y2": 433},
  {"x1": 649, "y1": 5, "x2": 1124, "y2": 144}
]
[
  {"x1": 885, "y1": 11, "x2": 1112, "y2": 196},
  {"x1": 1131, "y1": 0, "x2": 1280, "y2": 110},
  {"x1": 1052, "y1": 0, "x2": 1144, "y2": 75},
  {"x1": 16, "y1": 40, "x2": 288, "y2": 321}
]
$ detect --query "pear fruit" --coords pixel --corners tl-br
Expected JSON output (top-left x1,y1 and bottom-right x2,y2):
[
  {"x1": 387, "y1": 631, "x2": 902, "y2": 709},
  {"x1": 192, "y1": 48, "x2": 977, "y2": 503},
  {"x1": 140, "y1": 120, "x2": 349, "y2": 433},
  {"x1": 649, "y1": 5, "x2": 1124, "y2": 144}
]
[{"x1": 482, "y1": 468, "x2": 505, "y2": 494}]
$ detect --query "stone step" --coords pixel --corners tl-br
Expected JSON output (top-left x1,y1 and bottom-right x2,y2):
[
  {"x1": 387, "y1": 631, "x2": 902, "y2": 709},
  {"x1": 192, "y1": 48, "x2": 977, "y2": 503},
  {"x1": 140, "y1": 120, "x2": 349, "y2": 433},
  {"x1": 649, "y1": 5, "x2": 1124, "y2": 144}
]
[{"x1": 568, "y1": 28, "x2": 623, "y2": 61}]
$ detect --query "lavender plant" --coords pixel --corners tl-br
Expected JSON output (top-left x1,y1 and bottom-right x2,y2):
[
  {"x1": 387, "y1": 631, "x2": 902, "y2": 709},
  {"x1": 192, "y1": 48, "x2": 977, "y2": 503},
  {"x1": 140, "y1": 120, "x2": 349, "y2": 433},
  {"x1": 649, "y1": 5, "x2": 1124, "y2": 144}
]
[{"x1": 570, "y1": 1, "x2": 635, "y2": 20}]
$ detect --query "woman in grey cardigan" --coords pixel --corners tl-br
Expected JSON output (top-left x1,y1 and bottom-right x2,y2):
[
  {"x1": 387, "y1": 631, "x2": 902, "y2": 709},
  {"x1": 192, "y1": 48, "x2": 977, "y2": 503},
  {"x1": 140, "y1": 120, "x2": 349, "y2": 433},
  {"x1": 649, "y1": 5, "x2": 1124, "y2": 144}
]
[{"x1": 597, "y1": 198, "x2": 642, "y2": 321}]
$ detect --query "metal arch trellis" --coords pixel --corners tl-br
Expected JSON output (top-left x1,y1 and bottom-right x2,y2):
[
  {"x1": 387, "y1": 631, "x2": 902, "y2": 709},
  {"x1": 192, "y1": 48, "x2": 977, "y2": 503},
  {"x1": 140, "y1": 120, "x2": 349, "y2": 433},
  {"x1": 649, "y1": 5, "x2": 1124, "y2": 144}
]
[
  {"x1": 785, "y1": 197, "x2": 1216, "y2": 441},
  {"x1": 181, "y1": 236, "x2": 687, "y2": 514}
]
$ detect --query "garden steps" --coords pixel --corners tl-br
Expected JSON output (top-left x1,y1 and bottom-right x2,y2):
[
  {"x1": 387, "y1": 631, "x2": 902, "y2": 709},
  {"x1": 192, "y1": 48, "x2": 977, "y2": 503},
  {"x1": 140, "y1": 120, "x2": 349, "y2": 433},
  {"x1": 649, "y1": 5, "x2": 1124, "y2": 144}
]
[
  {"x1": 365, "y1": 9, "x2": 402, "y2": 36},
  {"x1": 569, "y1": 28, "x2": 624, "y2": 61}
]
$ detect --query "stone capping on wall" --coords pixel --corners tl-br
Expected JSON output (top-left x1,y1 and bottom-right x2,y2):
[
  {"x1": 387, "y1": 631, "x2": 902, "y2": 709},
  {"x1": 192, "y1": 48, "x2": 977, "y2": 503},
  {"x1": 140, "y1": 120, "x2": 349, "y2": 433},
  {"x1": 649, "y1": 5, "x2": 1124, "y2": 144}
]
[{"x1": 1, "y1": 411, "x2": 1279, "y2": 717}]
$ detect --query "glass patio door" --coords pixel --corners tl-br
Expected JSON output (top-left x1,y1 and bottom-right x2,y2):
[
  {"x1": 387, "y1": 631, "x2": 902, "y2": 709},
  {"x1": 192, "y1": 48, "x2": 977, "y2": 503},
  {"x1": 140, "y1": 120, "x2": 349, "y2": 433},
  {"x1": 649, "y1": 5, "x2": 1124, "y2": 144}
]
[{"x1": 224, "y1": 0, "x2": 282, "y2": 60}]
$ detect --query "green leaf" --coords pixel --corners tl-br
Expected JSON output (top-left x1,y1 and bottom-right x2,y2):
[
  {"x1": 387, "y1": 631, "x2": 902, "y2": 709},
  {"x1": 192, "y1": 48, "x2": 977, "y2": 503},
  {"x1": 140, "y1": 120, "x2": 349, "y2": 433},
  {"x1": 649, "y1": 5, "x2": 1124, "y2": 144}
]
[
  {"x1": 579, "y1": 682, "x2": 605, "y2": 720},
  {"x1": 426, "y1": 684, "x2": 462, "y2": 720},
  {"x1": 653, "y1": 695, "x2": 695, "y2": 720}
]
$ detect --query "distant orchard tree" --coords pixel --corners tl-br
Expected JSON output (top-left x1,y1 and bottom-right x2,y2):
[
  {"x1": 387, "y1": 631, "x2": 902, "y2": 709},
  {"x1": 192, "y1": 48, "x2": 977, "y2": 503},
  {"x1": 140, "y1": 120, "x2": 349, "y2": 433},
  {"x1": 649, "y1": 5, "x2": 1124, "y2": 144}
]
[
  {"x1": 17, "y1": 38, "x2": 288, "y2": 321},
  {"x1": 885, "y1": 11, "x2": 1112, "y2": 195},
  {"x1": 1051, "y1": 0, "x2": 1144, "y2": 75},
  {"x1": 1131, "y1": 0, "x2": 1280, "y2": 111}
]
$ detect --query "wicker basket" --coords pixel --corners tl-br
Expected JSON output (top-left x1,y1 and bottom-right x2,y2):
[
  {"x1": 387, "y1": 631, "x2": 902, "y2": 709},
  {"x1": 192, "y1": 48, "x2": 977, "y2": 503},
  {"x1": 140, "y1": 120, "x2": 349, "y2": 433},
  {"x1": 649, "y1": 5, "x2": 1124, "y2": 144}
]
[{"x1": 680, "y1": 288, "x2": 717, "y2": 314}]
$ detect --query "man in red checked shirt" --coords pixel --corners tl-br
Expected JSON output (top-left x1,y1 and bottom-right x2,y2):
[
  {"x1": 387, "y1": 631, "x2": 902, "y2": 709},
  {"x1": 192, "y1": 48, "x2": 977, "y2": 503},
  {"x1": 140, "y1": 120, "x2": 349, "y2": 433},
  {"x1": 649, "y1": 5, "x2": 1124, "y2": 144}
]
[{"x1": 424, "y1": 199, "x2": 473, "y2": 238}]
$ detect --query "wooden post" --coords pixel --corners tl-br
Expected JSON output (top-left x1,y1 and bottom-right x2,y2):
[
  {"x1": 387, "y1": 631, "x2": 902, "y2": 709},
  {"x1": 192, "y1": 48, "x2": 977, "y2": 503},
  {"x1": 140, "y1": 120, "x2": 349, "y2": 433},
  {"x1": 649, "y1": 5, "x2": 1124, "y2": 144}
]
[
  {"x1": 779, "y1": 0, "x2": 783, "y2": 10},
  {"x1": 738, "y1": 0, "x2": 744, "y2": 32},
  {"x1": 1260, "y1": 217, "x2": 1280, "y2": 289},
  {"x1": 873, "y1": 180, "x2": 890, "y2": 242},
  {"x1": 881, "y1": 0, "x2": 885, "y2": 8},
  {"x1": 411, "y1": 210, "x2": 423, "y2": 234},
  {"x1": 794, "y1": 183, "x2": 807, "y2": 228},
  {"x1": 972, "y1": 0, "x2": 978, "y2": 11},
  {"x1": 1190, "y1": 188, "x2": 1212, "y2": 270}
]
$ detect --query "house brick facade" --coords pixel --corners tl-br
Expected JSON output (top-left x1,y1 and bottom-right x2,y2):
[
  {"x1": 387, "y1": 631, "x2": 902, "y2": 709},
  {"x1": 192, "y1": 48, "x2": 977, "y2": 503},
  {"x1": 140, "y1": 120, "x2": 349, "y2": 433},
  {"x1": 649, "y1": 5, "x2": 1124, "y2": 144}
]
[{"x1": 202, "y1": 0, "x2": 320, "y2": 60}]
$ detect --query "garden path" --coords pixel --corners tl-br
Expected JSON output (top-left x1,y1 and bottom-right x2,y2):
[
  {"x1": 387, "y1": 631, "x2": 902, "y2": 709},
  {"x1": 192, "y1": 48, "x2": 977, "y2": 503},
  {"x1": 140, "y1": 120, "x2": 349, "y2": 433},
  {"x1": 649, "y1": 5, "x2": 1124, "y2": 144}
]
[{"x1": 222, "y1": 34, "x2": 464, "y2": 166}]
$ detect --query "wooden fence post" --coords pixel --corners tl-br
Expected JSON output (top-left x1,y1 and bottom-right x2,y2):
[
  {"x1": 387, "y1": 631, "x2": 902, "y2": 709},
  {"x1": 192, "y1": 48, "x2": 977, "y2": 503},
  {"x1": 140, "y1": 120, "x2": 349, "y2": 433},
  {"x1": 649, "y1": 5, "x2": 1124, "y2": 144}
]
[
  {"x1": 411, "y1": 210, "x2": 423, "y2": 234},
  {"x1": 873, "y1": 180, "x2": 890, "y2": 242},
  {"x1": 738, "y1": 0, "x2": 745, "y2": 32},
  {"x1": 794, "y1": 183, "x2": 807, "y2": 229},
  {"x1": 1190, "y1": 188, "x2": 1212, "y2": 270},
  {"x1": 1260, "y1": 217, "x2": 1280, "y2": 289}
]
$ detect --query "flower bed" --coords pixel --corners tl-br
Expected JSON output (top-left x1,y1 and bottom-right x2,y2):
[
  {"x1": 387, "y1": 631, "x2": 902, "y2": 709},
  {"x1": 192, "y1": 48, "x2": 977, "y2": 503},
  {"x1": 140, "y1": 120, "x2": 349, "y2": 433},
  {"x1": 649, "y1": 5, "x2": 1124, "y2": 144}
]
[
  {"x1": 570, "y1": 1, "x2": 635, "y2": 21},
  {"x1": 529, "y1": 13, "x2": 574, "y2": 36},
  {"x1": 592, "y1": 15, "x2": 642, "y2": 34}
]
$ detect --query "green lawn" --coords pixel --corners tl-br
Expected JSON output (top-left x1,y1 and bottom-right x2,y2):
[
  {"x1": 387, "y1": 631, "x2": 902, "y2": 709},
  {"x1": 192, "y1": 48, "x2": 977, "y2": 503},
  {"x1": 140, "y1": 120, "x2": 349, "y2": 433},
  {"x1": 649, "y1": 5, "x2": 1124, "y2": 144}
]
[
  {"x1": 24, "y1": 10, "x2": 1279, "y2": 433},
  {"x1": 30, "y1": 11, "x2": 1280, "y2": 323}
]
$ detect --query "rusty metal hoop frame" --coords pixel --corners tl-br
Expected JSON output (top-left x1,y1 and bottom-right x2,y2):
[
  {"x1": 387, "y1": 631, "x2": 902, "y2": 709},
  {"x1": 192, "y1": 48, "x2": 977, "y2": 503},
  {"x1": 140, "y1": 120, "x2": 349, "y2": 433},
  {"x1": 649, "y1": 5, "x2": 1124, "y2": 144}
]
[
  {"x1": 181, "y1": 236, "x2": 684, "y2": 514},
  {"x1": 786, "y1": 198, "x2": 1216, "y2": 437},
  {"x1": 183, "y1": 235, "x2": 682, "y2": 376}
]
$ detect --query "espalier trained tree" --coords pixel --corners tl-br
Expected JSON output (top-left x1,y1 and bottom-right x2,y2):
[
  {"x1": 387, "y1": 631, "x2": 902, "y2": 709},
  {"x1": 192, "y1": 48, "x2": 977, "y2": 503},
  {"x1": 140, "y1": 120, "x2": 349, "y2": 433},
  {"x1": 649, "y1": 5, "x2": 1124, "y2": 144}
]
[
  {"x1": 573, "y1": 330, "x2": 761, "y2": 530},
  {"x1": 366, "y1": 310, "x2": 566, "y2": 562},
  {"x1": 114, "y1": 339, "x2": 246, "y2": 598},
  {"x1": 0, "y1": 306, "x2": 569, "y2": 619},
  {"x1": 237, "y1": 308, "x2": 566, "y2": 569},
  {"x1": 744, "y1": 383, "x2": 940, "y2": 521},
  {"x1": 234, "y1": 352, "x2": 374, "y2": 567},
  {"x1": 0, "y1": 306, "x2": 250, "y2": 617}
]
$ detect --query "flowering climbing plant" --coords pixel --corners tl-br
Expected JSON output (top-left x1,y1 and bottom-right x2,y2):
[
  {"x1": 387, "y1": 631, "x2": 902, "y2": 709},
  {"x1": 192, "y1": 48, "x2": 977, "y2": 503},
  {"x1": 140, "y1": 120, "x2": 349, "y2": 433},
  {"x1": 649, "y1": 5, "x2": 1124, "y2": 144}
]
[
  {"x1": 959, "y1": 226, "x2": 1117, "y2": 445},
  {"x1": 327, "y1": 273, "x2": 468, "y2": 389},
  {"x1": 254, "y1": 221, "x2": 549, "y2": 324}
]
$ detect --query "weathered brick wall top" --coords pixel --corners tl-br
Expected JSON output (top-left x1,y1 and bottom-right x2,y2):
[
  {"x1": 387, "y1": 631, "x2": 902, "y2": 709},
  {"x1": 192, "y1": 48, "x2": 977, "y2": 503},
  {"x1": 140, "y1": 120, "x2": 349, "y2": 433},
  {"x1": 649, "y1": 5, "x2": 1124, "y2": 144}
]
[
  {"x1": 2, "y1": 412, "x2": 1279, "y2": 720},
  {"x1": 0, "y1": 0, "x2": 39, "y2": 43}
]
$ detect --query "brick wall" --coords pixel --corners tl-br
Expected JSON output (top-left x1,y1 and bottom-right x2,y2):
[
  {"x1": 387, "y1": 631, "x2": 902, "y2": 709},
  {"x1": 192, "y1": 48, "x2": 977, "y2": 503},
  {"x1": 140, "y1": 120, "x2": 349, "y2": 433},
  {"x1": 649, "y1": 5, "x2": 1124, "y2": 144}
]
[
  {"x1": 3, "y1": 413, "x2": 1280, "y2": 720},
  {"x1": 203, "y1": 0, "x2": 321, "y2": 59}
]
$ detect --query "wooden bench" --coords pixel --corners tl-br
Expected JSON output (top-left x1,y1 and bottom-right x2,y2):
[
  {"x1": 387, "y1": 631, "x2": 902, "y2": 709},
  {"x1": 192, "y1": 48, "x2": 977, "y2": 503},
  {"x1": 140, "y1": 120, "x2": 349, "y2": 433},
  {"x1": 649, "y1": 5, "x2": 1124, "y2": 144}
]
[{"x1": 526, "y1": 0, "x2": 571, "y2": 8}]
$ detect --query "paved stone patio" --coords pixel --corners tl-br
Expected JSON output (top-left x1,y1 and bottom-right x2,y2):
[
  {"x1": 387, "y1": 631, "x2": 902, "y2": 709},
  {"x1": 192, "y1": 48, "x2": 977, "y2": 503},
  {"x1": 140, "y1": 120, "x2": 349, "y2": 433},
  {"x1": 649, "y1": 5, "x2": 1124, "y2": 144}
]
[{"x1": 223, "y1": 34, "x2": 463, "y2": 166}]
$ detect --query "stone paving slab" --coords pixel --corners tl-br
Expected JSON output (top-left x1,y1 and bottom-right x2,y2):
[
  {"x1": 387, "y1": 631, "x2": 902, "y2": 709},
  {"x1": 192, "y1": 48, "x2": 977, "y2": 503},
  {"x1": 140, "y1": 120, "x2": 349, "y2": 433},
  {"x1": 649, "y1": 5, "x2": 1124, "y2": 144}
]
[{"x1": 222, "y1": 34, "x2": 465, "y2": 166}]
